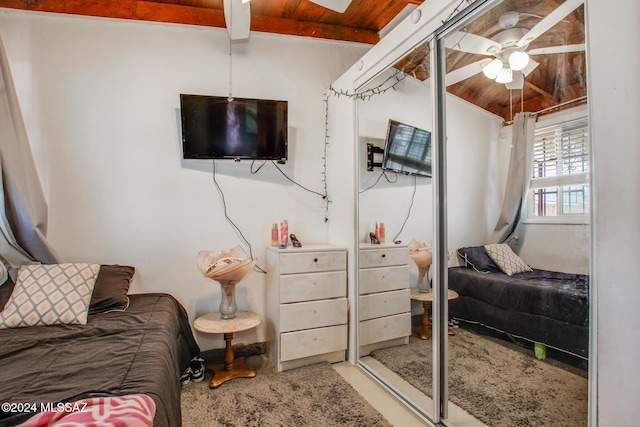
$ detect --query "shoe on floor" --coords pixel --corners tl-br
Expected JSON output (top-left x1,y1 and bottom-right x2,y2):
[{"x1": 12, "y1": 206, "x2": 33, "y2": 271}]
[
  {"x1": 180, "y1": 367, "x2": 192, "y2": 386},
  {"x1": 190, "y1": 357, "x2": 205, "y2": 383}
]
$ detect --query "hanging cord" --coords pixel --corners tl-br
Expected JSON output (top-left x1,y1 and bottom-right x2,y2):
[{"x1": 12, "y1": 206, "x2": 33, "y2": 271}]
[
  {"x1": 391, "y1": 174, "x2": 417, "y2": 242},
  {"x1": 250, "y1": 160, "x2": 326, "y2": 203},
  {"x1": 270, "y1": 161, "x2": 327, "y2": 199},
  {"x1": 510, "y1": 89, "x2": 513, "y2": 122},
  {"x1": 249, "y1": 160, "x2": 267, "y2": 174},
  {"x1": 228, "y1": 3, "x2": 233, "y2": 101},
  {"x1": 359, "y1": 170, "x2": 398, "y2": 193},
  {"x1": 212, "y1": 160, "x2": 266, "y2": 273}
]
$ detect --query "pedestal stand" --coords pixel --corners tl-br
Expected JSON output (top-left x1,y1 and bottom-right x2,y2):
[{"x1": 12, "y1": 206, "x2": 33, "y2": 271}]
[
  {"x1": 193, "y1": 310, "x2": 262, "y2": 388},
  {"x1": 410, "y1": 289, "x2": 459, "y2": 340}
]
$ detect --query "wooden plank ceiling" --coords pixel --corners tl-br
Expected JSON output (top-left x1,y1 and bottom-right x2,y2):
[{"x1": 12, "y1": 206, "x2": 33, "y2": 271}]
[
  {"x1": 0, "y1": 0, "x2": 422, "y2": 44},
  {"x1": 0, "y1": 0, "x2": 586, "y2": 121}
]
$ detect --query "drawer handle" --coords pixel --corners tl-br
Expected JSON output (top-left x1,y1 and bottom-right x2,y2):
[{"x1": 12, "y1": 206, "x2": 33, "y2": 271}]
[
  {"x1": 314, "y1": 258, "x2": 318, "y2": 262},
  {"x1": 381, "y1": 254, "x2": 386, "y2": 258}
]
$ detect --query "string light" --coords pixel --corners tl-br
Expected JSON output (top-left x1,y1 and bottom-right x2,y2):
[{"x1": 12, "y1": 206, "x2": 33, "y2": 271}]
[
  {"x1": 321, "y1": 0, "x2": 474, "y2": 222},
  {"x1": 322, "y1": 91, "x2": 331, "y2": 223}
]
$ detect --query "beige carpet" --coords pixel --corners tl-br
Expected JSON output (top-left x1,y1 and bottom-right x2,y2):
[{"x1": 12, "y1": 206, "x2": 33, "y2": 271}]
[
  {"x1": 371, "y1": 327, "x2": 588, "y2": 427},
  {"x1": 181, "y1": 355, "x2": 392, "y2": 427}
]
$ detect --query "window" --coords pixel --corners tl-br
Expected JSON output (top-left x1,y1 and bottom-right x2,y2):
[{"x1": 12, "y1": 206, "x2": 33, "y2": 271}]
[{"x1": 528, "y1": 116, "x2": 590, "y2": 221}]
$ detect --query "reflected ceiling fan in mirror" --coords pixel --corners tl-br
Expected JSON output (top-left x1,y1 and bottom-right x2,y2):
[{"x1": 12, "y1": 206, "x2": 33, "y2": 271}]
[{"x1": 446, "y1": 0, "x2": 585, "y2": 90}]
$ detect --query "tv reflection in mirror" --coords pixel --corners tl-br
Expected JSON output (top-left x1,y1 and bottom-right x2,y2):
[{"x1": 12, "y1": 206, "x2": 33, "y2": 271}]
[{"x1": 382, "y1": 119, "x2": 432, "y2": 177}]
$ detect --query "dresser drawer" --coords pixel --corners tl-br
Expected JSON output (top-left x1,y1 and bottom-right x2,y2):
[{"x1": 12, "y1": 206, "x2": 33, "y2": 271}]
[
  {"x1": 359, "y1": 265, "x2": 409, "y2": 294},
  {"x1": 359, "y1": 289, "x2": 410, "y2": 321},
  {"x1": 280, "y1": 298, "x2": 347, "y2": 333},
  {"x1": 279, "y1": 251, "x2": 346, "y2": 274},
  {"x1": 280, "y1": 324, "x2": 347, "y2": 362},
  {"x1": 280, "y1": 271, "x2": 346, "y2": 303},
  {"x1": 360, "y1": 312, "x2": 411, "y2": 346},
  {"x1": 359, "y1": 247, "x2": 408, "y2": 269}
]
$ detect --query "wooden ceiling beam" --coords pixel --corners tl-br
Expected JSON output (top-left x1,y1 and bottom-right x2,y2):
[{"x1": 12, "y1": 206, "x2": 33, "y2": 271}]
[
  {"x1": 0, "y1": 0, "x2": 226, "y2": 26},
  {"x1": 136, "y1": 1, "x2": 225, "y2": 26},
  {"x1": 524, "y1": 80, "x2": 557, "y2": 102},
  {"x1": 0, "y1": 0, "x2": 133, "y2": 18},
  {"x1": 251, "y1": 14, "x2": 378, "y2": 44},
  {"x1": 447, "y1": 84, "x2": 508, "y2": 120},
  {"x1": 0, "y1": 0, "x2": 378, "y2": 43}
]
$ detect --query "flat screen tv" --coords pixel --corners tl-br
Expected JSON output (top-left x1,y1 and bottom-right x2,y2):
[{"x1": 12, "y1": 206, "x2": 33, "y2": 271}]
[
  {"x1": 180, "y1": 94, "x2": 288, "y2": 161},
  {"x1": 382, "y1": 119, "x2": 432, "y2": 177}
]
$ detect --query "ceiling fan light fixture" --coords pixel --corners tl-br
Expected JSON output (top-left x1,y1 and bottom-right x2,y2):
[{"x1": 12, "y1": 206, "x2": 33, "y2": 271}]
[
  {"x1": 496, "y1": 67, "x2": 513, "y2": 84},
  {"x1": 509, "y1": 51, "x2": 530, "y2": 71},
  {"x1": 482, "y1": 58, "x2": 503, "y2": 80}
]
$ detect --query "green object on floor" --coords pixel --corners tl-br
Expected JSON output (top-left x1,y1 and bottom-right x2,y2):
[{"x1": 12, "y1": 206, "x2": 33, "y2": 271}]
[{"x1": 534, "y1": 343, "x2": 547, "y2": 360}]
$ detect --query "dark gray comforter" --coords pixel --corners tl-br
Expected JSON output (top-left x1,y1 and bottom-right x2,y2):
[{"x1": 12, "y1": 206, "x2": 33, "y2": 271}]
[
  {"x1": 448, "y1": 266, "x2": 589, "y2": 357},
  {"x1": 0, "y1": 293, "x2": 200, "y2": 427}
]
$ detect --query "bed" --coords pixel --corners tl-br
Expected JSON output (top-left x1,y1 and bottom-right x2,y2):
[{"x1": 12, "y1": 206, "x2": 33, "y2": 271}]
[
  {"x1": 0, "y1": 264, "x2": 200, "y2": 427},
  {"x1": 448, "y1": 245, "x2": 589, "y2": 358}
]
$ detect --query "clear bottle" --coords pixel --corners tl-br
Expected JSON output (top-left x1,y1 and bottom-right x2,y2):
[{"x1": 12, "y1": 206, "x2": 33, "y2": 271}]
[{"x1": 379, "y1": 223, "x2": 385, "y2": 243}]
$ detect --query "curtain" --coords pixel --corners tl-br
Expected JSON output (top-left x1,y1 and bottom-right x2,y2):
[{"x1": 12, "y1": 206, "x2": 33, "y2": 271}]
[
  {"x1": 0, "y1": 33, "x2": 61, "y2": 279},
  {"x1": 491, "y1": 111, "x2": 537, "y2": 244}
]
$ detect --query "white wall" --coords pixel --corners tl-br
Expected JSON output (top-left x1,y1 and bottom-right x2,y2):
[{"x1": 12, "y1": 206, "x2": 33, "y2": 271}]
[
  {"x1": 445, "y1": 95, "x2": 504, "y2": 250},
  {"x1": 0, "y1": 9, "x2": 369, "y2": 350},
  {"x1": 516, "y1": 223, "x2": 589, "y2": 273}
]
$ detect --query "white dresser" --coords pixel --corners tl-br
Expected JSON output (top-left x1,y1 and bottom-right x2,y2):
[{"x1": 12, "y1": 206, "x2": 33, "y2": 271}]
[
  {"x1": 359, "y1": 243, "x2": 411, "y2": 356},
  {"x1": 266, "y1": 245, "x2": 348, "y2": 372}
]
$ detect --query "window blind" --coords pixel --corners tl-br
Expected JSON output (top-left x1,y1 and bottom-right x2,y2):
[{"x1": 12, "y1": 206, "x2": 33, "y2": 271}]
[{"x1": 531, "y1": 117, "x2": 589, "y2": 189}]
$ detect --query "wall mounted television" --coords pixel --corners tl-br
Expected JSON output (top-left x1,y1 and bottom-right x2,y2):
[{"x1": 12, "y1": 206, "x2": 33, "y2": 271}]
[
  {"x1": 382, "y1": 119, "x2": 432, "y2": 177},
  {"x1": 180, "y1": 94, "x2": 288, "y2": 162}
]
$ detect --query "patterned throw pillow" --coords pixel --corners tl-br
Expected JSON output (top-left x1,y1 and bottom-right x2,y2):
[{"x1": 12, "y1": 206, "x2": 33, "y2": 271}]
[
  {"x1": 0, "y1": 263, "x2": 100, "y2": 328},
  {"x1": 484, "y1": 243, "x2": 532, "y2": 276}
]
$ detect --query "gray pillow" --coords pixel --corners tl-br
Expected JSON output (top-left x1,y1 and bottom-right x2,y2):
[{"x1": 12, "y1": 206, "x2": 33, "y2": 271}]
[
  {"x1": 89, "y1": 265, "x2": 135, "y2": 314},
  {"x1": 456, "y1": 246, "x2": 502, "y2": 273}
]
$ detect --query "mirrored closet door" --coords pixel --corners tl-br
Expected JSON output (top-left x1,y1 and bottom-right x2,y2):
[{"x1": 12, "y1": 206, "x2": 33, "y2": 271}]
[
  {"x1": 355, "y1": 36, "x2": 436, "y2": 420},
  {"x1": 354, "y1": 0, "x2": 590, "y2": 425},
  {"x1": 440, "y1": 0, "x2": 589, "y2": 425}
]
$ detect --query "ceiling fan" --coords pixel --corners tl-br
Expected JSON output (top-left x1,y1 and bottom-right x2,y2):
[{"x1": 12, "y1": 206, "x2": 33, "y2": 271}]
[
  {"x1": 445, "y1": 0, "x2": 585, "y2": 90},
  {"x1": 308, "y1": 0, "x2": 353, "y2": 13},
  {"x1": 224, "y1": 0, "x2": 351, "y2": 41}
]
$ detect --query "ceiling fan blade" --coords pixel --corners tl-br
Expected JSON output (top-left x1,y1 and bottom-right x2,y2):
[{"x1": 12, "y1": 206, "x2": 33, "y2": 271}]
[
  {"x1": 516, "y1": 0, "x2": 584, "y2": 48},
  {"x1": 505, "y1": 71, "x2": 525, "y2": 90},
  {"x1": 528, "y1": 44, "x2": 585, "y2": 55},
  {"x1": 446, "y1": 31, "x2": 502, "y2": 56},
  {"x1": 223, "y1": 0, "x2": 251, "y2": 41},
  {"x1": 446, "y1": 59, "x2": 490, "y2": 86},
  {"x1": 307, "y1": 0, "x2": 352, "y2": 13},
  {"x1": 522, "y1": 58, "x2": 539, "y2": 77}
]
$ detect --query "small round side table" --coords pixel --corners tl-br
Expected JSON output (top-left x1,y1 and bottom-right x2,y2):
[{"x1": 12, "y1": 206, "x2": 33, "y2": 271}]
[
  {"x1": 410, "y1": 289, "x2": 459, "y2": 340},
  {"x1": 193, "y1": 310, "x2": 262, "y2": 388}
]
